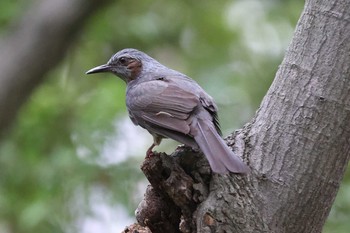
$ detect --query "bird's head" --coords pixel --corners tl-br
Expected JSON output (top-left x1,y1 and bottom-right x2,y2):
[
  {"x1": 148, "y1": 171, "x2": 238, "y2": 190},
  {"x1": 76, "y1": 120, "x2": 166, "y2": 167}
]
[{"x1": 86, "y1": 48, "x2": 151, "y2": 83}]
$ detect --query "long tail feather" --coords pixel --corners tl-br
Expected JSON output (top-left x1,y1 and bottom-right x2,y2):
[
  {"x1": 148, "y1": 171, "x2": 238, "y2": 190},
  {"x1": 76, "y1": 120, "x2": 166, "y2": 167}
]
[{"x1": 193, "y1": 120, "x2": 250, "y2": 174}]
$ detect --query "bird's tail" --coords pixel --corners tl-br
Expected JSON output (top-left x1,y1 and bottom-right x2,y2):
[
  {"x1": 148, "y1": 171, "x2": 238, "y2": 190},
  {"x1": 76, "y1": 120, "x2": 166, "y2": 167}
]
[{"x1": 193, "y1": 119, "x2": 250, "y2": 174}]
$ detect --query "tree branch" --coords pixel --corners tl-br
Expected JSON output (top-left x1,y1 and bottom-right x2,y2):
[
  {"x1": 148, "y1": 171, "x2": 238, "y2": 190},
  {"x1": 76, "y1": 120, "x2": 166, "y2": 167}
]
[{"x1": 0, "y1": 0, "x2": 112, "y2": 137}]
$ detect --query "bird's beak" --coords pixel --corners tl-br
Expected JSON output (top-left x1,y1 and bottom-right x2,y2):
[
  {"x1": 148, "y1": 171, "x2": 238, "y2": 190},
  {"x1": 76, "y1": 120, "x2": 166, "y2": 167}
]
[{"x1": 86, "y1": 64, "x2": 111, "y2": 75}]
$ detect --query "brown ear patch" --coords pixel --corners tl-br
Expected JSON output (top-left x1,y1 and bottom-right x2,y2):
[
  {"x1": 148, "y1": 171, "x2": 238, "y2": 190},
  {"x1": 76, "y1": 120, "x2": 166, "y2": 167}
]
[{"x1": 127, "y1": 59, "x2": 142, "y2": 80}]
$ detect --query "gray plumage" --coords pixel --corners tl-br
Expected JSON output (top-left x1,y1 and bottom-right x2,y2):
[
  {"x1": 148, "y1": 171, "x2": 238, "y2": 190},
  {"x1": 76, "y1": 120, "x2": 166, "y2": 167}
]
[{"x1": 86, "y1": 48, "x2": 249, "y2": 174}]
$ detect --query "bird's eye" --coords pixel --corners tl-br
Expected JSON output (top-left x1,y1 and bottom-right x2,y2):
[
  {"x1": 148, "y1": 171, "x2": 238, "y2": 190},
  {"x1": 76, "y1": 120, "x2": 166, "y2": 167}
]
[{"x1": 119, "y1": 57, "x2": 127, "y2": 65}]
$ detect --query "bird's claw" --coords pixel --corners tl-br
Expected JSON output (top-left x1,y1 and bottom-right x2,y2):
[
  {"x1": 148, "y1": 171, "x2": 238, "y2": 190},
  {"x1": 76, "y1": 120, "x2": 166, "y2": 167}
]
[
  {"x1": 145, "y1": 150, "x2": 154, "y2": 159},
  {"x1": 145, "y1": 143, "x2": 157, "y2": 159}
]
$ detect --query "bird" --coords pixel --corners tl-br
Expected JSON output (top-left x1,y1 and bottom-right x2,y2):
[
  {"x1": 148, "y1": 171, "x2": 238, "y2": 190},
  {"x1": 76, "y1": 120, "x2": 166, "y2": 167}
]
[{"x1": 86, "y1": 48, "x2": 249, "y2": 174}]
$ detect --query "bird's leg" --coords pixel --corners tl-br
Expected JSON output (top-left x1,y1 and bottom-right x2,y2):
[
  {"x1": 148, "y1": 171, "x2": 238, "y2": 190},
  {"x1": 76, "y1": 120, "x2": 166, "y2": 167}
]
[
  {"x1": 145, "y1": 134, "x2": 163, "y2": 158},
  {"x1": 146, "y1": 143, "x2": 156, "y2": 158}
]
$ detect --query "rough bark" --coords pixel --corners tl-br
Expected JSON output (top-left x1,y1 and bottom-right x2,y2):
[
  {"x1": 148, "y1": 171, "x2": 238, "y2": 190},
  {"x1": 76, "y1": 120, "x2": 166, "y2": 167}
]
[
  {"x1": 134, "y1": 0, "x2": 350, "y2": 232},
  {"x1": 0, "y1": 0, "x2": 112, "y2": 138}
]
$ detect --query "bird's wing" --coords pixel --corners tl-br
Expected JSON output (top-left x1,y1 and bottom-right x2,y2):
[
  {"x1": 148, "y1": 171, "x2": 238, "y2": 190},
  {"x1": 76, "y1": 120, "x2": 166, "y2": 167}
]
[
  {"x1": 199, "y1": 96, "x2": 222, "y2": 136},
  {"x1": 127, "y1": 77, "x2": 200, "y2": 135}
]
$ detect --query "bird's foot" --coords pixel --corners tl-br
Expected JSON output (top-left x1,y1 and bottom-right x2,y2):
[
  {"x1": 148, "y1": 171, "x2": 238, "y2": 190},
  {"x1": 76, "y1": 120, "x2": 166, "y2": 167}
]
[
  {"x1": 146, "y1": 143, "x2": 156, "y2": 158},
  {"x1": 145, "y1": 150, "x2": 155, "y2": 159}
]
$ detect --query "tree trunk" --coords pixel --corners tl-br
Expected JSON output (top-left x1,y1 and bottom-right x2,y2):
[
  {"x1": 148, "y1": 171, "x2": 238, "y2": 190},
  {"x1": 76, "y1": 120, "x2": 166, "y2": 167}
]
[
  {"x1": 131, "y1": 0, "x2": 350, "y2": 232},
  {"x1": 0, "y1": 0, "x2": 111, "y2": 138}
]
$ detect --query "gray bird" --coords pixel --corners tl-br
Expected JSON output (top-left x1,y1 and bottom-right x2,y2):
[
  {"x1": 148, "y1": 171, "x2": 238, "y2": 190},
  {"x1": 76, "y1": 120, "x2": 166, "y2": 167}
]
[{"x1": 86, "y1": 48, "x2": 249, "y2": 174}]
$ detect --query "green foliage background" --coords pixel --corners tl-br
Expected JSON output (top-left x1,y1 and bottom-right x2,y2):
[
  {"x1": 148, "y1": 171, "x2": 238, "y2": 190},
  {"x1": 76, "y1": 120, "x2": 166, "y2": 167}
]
[{"x1": 0, "y1": 0, "x2": 348, "y2": 232}]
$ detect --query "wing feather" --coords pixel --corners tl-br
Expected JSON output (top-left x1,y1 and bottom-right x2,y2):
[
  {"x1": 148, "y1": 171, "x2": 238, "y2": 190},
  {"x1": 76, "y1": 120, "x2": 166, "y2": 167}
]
[{"x1": 127, "y1": 78, "x2": 199, "y2": 135}]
